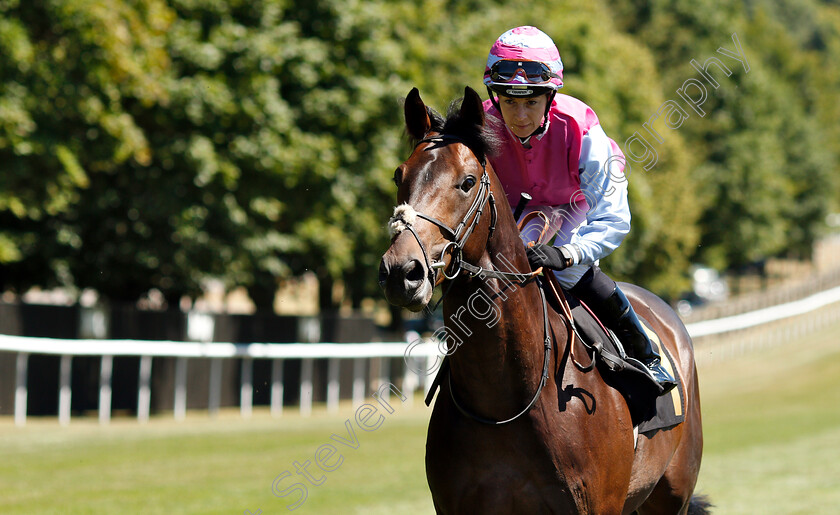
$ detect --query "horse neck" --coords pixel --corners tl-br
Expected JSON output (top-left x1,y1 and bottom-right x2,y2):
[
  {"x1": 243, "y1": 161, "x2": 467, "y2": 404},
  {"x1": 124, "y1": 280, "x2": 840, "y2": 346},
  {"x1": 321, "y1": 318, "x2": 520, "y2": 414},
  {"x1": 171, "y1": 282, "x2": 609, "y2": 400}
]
[{"x1": 441, "y1": 213, "x2": 551, "y2": 414}]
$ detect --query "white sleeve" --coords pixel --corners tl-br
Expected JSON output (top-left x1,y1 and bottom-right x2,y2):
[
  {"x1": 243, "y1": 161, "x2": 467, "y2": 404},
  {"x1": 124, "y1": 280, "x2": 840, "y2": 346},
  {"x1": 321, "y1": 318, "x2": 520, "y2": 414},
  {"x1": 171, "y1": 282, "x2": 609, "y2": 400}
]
[{"x1": 559, "y1": 124, "x2": 631, "y2": 265}]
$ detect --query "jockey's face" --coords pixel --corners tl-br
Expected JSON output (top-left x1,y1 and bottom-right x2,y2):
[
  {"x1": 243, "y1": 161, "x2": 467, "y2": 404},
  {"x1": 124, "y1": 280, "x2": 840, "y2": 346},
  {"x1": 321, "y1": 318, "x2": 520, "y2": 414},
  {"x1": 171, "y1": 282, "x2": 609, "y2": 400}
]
[{"x1": 498, "y1": 94, "x2": 549, "y2": 138}]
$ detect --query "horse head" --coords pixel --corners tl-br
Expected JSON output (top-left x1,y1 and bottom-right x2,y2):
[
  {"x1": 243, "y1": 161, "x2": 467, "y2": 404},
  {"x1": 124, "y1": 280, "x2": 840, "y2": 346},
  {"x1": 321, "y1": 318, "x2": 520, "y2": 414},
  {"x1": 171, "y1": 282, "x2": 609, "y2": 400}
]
[{"x1": 379, "y1": 86, "x2": 501, "y2": 311}]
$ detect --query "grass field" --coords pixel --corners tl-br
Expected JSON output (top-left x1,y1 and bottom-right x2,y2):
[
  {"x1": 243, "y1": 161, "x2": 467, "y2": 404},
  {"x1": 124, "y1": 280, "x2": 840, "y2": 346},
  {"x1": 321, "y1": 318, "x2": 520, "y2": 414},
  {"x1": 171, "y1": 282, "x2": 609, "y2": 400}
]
[
  {"x1": 694, "y1": 325, "x2": 840, "y2": 514},
  {"x1": 2, "y1": 322, "x2": 840, "y2": 514}
]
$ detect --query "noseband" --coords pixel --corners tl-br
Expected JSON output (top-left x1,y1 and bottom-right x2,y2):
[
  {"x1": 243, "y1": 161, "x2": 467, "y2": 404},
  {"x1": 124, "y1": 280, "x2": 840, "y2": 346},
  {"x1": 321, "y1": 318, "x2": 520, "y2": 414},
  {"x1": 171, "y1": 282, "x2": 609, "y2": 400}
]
[{"x1": 390, "y1": 135, "x2": 498, "y2": 283}]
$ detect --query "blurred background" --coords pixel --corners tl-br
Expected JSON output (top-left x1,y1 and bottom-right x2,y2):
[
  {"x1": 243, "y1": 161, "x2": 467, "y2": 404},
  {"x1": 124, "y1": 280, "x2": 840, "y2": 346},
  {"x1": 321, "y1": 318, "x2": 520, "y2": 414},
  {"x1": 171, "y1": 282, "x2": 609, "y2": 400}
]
[
  {"x1": 1, "y1": 0, "x2": 840, "y2": 513},
  {"x1": 1, "y1": 0, "x2": 839, "y2": 320}
]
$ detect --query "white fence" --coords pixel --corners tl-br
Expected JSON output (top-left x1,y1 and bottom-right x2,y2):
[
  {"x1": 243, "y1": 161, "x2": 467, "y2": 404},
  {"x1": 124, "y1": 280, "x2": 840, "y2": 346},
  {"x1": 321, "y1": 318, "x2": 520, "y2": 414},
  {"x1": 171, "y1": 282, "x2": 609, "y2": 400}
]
[
  {"x1": 0, "y1": 337, "x2": 441, "y2": 426},
  {"x1": 689, "y1": 289, "x2": 840, "y2": 365},
  {"x1": 3, "y1": 284, "x2": 840, "y2": 426},
  {"x1": 684, "y1": 284, "x2": 840, "y2": 336}
]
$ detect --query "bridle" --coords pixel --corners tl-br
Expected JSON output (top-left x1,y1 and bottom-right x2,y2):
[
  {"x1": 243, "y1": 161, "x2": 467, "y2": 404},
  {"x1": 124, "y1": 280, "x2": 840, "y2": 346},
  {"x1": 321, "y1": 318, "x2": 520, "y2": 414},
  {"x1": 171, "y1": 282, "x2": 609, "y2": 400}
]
[
  {"x1": 390, "y1": 133, "x2": 551, "y2": 426},
  {"x1": 391, "y1": 134, "x2": 541, "y2": 284},
  {"x1": 390, "y1": 135, "x2": 497, "y2": 284}
]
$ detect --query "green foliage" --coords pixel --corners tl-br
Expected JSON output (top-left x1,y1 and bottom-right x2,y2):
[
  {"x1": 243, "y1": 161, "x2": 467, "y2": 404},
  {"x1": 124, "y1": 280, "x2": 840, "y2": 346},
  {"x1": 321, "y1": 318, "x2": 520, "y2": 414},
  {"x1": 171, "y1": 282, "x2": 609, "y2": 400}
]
[
  {"x1": 1, "y1": 0, "x2": 411, "y2": 306},
  {"x1": 1, "y1": 0, "x2": 838, "y2": 307},
  {"x1": 0, "y1": 0, "x2": 171, "y2": 292},
  {"x1": 379, "y1": 0, "x2": 702, "y2": 297},
  {"x1": 613, "y1": 0, "x2": 840, "y2": 274},
  {"x1": 540, "y1": 1, "x2": 701, "y2": 296}
]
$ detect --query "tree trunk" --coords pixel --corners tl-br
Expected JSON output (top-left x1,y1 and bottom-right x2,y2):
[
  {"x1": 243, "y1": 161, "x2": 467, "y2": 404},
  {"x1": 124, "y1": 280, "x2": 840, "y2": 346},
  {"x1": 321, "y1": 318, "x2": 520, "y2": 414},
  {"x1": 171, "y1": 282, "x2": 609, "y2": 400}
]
[
  {"x1": 318, "y1": 271, "x2": 338, "y2": 315},
  {"x1": 248, "y1": 271, "x2": 277, "y2": 314}
]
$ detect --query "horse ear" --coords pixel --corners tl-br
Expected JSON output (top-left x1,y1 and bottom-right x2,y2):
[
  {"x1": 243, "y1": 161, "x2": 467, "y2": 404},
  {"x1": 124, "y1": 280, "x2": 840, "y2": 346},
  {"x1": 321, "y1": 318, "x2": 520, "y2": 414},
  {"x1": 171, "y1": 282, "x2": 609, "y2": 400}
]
[
  {"x1": 460, "y1": 86, "x2": 485, "y2": 128},
  {"x1": 405, "y1": 87, "x2": 431, "y2": 141}
]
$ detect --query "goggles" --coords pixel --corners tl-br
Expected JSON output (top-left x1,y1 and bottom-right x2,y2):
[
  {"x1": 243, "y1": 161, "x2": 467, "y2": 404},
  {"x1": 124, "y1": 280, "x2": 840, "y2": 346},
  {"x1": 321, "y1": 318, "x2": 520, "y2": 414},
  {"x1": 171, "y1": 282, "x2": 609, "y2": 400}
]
[{"x1": 489, "y1": 60, "x2": 559, "y2": 84}]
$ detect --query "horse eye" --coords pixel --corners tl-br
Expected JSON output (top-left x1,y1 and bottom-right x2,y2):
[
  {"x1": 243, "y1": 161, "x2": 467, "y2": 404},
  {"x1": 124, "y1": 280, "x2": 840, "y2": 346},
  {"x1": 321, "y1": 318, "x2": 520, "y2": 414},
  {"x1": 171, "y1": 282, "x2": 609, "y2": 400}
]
[
  {"x1": 461, "y1": 176, "x2": 477, "y2": 192},
  {"x1": 393, "y1": 168, "x2": 402, "y2": 186}
]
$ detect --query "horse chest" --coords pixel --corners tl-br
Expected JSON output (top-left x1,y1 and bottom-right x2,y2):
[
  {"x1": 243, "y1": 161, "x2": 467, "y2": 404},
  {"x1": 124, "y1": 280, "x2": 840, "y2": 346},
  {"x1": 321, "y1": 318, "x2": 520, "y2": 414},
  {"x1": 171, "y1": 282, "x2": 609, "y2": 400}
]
[{"x1": 426, "y1": 381, "x2": 636, "y2": 514}]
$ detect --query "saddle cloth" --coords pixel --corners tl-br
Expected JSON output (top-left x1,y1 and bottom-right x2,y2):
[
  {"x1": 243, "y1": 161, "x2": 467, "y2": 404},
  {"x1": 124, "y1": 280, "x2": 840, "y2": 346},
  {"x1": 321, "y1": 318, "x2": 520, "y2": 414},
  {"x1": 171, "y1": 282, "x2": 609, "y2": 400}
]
[{"x1": 564, "y1": 291, "x2": 685, "y2": 434}]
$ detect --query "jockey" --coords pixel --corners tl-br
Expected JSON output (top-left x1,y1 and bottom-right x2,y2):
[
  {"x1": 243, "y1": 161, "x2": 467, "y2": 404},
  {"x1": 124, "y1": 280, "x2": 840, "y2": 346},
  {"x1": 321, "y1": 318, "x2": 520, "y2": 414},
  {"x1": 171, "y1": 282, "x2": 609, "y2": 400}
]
[{"x1": 482, "y1": 26, "x2": 676, "y2": 393}]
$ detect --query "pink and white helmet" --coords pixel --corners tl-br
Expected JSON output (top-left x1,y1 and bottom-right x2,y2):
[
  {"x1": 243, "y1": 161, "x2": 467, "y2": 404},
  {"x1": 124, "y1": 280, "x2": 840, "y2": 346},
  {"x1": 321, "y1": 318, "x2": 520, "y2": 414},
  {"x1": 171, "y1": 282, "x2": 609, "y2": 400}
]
[{"x1": 483, "y1": 26, "x2": 564, "y2": 98}]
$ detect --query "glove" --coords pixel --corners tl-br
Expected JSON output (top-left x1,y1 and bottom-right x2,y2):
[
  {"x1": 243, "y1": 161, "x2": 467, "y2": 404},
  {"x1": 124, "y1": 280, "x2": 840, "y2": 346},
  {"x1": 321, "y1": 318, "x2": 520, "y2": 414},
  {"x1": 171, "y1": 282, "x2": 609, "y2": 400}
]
[{"x1": 525, "y1": 244, "x2": 574, "y2": 271}]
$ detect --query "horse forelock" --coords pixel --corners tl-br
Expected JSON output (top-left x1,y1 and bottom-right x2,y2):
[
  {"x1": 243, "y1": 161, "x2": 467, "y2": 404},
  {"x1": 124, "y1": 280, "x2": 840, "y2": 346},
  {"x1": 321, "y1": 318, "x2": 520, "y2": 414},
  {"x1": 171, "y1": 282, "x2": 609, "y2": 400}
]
[
  {"x1": 407, "y1": 99, "x2": 500, "y2": 166},
  {"x1": 442, "y1": 98, "x2": 500, "y2": 164}
]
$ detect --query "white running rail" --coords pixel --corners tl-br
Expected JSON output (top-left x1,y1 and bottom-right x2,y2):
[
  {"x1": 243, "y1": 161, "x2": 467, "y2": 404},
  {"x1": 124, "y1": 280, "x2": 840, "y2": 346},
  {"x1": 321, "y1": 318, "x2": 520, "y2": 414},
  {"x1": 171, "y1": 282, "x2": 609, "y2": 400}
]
[
  {"x1": 3, "y1": 283, "x2": 840, "y2": 426},
  {"x1": 0, "y1": 337, "x2": 441, "y2": 427}
]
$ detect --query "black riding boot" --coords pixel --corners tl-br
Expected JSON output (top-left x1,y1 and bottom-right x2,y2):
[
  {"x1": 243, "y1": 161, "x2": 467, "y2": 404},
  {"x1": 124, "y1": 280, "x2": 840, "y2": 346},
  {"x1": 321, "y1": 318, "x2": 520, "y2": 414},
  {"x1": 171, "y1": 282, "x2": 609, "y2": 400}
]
[
  {"x1": 597, "y1": 287, "x2": 677, "y2": 394},
  {"x1": 571, "y1": 268, "x2": 676, "y2": 394}
]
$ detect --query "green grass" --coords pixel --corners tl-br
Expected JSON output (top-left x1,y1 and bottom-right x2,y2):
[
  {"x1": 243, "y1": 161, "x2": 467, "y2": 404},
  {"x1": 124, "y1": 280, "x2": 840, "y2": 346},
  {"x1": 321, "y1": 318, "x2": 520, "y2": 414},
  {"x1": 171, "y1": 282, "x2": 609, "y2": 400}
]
[
  {"x1": 1, "y1": 322, "x2": 839, "y2": 514},
  {"x1": 695, "y1": 325, "x2": 840, "y2": 514},
  {"x1": 0, "y1": 400, "x2": 435, "y2": 514}
]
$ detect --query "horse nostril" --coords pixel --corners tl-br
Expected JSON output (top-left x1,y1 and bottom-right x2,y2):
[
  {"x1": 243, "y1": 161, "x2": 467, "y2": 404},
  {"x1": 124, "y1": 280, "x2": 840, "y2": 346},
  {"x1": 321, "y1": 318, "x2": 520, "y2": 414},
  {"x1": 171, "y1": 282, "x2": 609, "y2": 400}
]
[{"x1": 404, "y1": 259, "x2": 426, "y2": 284}]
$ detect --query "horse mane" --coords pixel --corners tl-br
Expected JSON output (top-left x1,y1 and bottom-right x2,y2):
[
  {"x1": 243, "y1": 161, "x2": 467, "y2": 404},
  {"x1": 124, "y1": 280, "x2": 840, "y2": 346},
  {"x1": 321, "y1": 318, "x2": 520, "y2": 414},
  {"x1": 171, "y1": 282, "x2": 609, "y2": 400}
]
[{"x1": 409, "y1": 97, "x2": 501, "y2": 165}]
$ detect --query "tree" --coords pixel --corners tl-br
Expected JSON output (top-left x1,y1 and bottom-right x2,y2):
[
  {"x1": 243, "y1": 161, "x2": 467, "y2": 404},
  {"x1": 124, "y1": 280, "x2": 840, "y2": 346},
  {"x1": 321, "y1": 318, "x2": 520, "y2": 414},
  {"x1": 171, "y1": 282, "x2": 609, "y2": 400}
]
[
  {"x1": 611, "y1": 0, "x2": 840, "y2": 273},
  {"x1": 4, "y1": 0, "x2": 836, "y2": 312},
  {"x1": 0, "y1": 0, "x2": 172, "y2": 295},
  {"x1": 380, "y1": 0, "x2": 703, "y2": 298},
  {"x1": 2, "y1": 0, "x2": 412, "y2": 309}
]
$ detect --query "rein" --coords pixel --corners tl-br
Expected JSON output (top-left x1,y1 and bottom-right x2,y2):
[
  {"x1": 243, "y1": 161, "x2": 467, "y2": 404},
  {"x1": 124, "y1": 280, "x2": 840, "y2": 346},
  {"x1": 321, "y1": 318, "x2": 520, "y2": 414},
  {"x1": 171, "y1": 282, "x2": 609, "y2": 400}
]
[{"x1": 447, "y1": 275, "x2": 553, "y2": 425}]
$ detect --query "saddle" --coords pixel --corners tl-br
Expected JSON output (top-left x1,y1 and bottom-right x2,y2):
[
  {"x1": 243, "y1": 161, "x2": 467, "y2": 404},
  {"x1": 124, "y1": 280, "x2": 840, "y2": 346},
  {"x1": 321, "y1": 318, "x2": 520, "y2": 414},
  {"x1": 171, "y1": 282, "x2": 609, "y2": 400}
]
[{"x1": 541, "y1": 270, "x2": 685, "y2": 433}]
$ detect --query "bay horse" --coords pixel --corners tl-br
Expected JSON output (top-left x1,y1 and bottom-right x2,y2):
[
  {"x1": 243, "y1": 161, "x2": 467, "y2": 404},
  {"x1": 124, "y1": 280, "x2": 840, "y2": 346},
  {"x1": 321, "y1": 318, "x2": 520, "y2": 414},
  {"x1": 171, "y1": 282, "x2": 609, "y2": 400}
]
[{"x1": 379, "y1": 86, "x2": 706, "y2": 514}]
